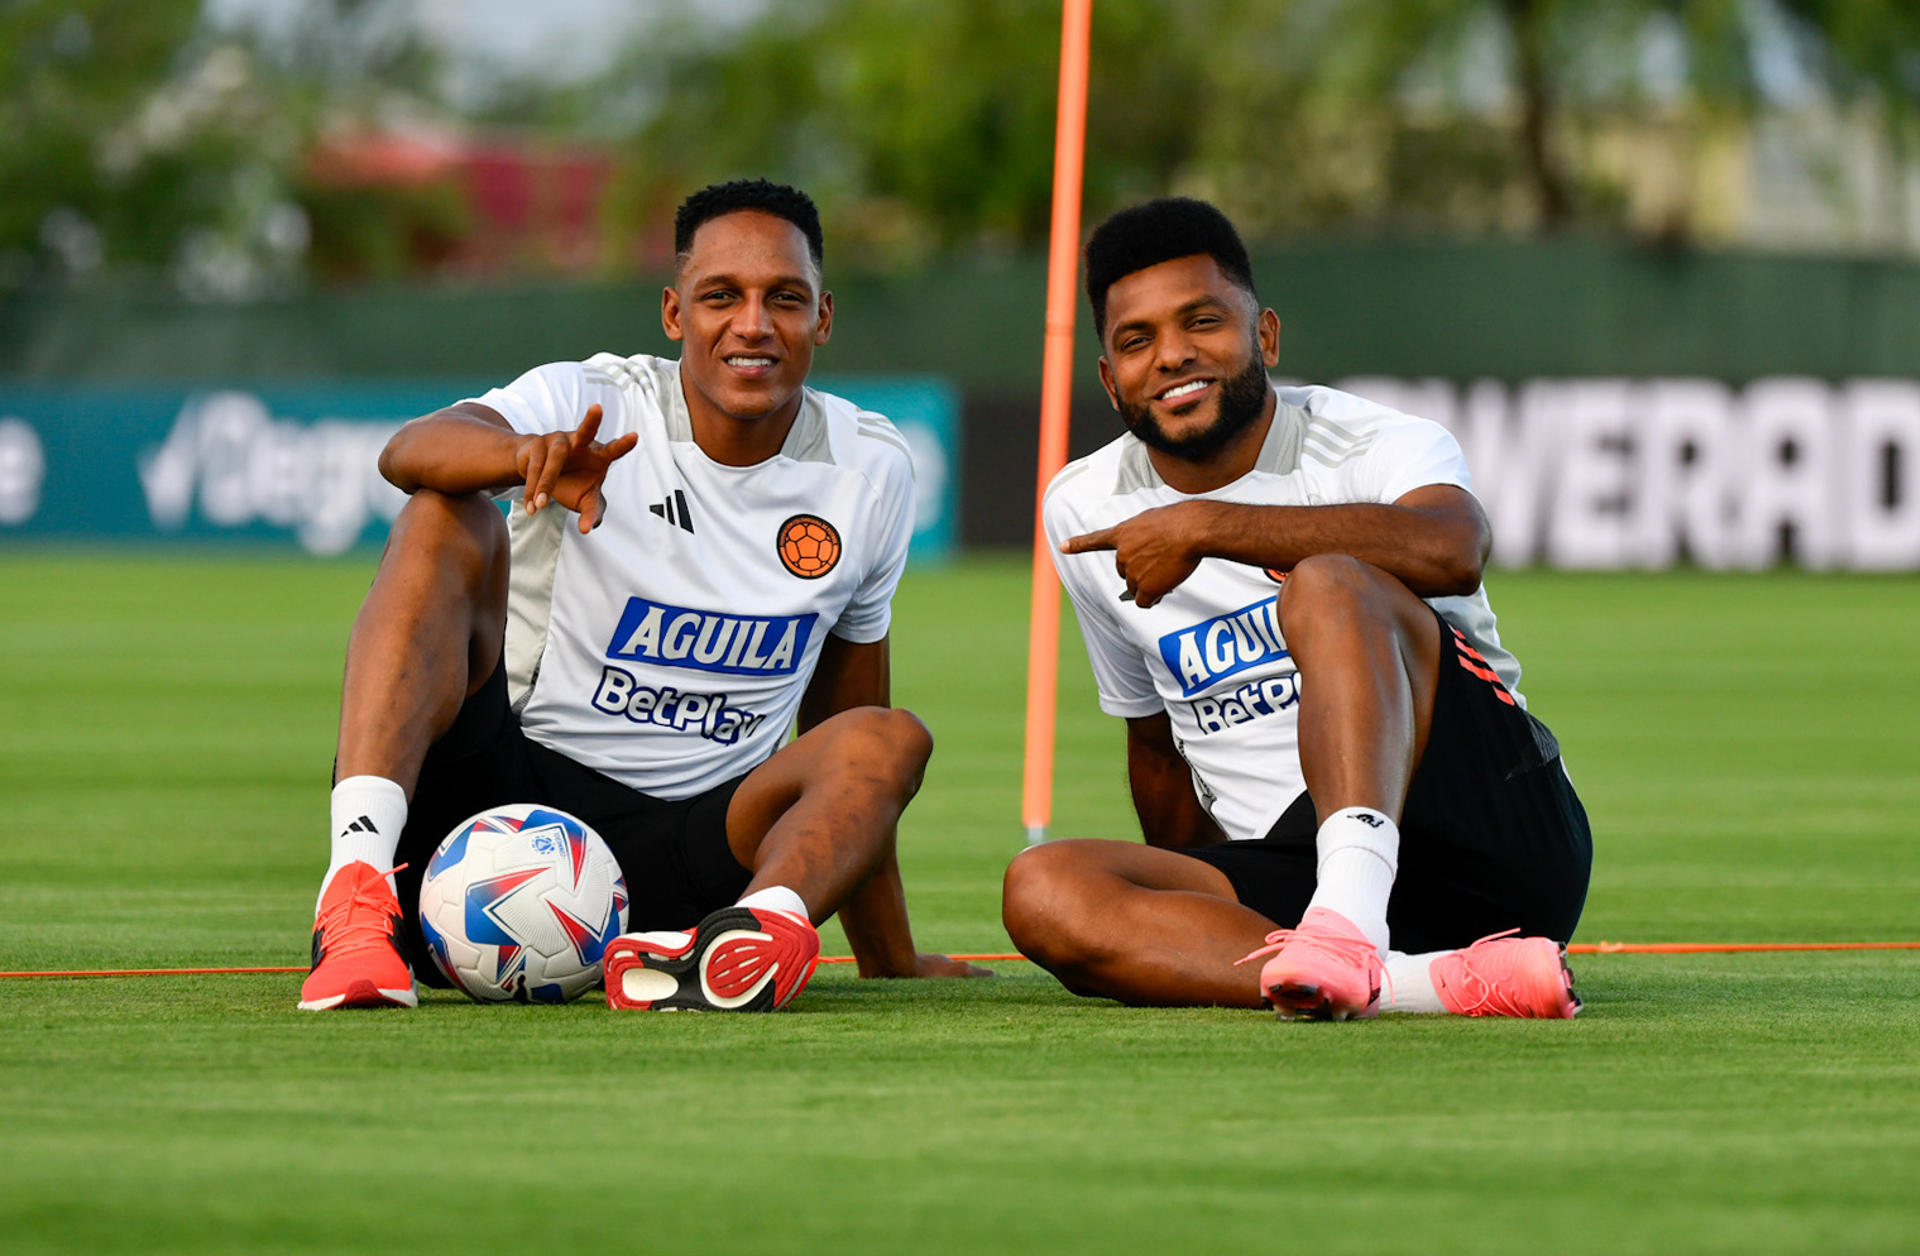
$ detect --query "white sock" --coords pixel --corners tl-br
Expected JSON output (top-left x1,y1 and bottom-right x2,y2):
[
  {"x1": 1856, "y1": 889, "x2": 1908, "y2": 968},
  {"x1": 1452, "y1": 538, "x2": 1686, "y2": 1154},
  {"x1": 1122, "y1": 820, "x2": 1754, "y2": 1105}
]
[
  {"x1": 320, "y1": 775, "x2": 408, "y2": 906},
  {"x1": 1380, "y1": 949, "x2": 1451, "y2": 1014},
  {"x1": 736, "y1": 884, "x2": 810, "y2": 924},
  {"x1": 1304, "y1": 806, "x2": 1398, "y2": 954}
]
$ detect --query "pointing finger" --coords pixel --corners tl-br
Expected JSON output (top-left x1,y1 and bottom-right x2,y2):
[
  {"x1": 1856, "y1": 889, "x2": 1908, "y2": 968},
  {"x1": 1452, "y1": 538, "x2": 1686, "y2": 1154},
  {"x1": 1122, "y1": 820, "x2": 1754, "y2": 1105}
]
[{"x1": 1061, "y1": 528, "x2": 1116, "y2": 554}]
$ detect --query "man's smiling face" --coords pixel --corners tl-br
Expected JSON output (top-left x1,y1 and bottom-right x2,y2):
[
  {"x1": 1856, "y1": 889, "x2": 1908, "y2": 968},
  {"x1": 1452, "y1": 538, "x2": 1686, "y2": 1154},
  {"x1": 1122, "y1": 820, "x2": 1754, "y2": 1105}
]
[
  {"x1": 1097, "y1": 254, "x2": 1278, "y2": 463},
  {"x1": 663, "y1": 209, "x2": 832, "y2": 431}
]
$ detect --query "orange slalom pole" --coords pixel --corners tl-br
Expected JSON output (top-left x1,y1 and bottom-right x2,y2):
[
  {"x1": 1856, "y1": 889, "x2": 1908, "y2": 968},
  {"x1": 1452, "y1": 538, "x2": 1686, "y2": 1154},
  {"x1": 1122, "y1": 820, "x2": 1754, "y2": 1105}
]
[{"x1": 1021, "y1": 0, "x2": 1095, "y2": 847}]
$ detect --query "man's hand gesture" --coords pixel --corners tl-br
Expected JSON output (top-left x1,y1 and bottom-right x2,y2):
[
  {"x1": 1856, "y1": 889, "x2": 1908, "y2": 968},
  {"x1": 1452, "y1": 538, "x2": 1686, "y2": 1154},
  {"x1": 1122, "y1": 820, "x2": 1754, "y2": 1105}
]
[
  {"x1": 516, "y1": 405, "x2": 639, "y2": 534},
  {"x1": 1062, "y1": 502, "x2": 1206, "y2": 609}
]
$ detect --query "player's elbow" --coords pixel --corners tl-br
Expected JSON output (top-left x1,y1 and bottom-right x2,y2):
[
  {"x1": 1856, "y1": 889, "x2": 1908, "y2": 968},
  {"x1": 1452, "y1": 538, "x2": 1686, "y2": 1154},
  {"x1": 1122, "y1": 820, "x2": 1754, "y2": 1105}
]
[
  {"x1": 1428, "y1": 548, "x2": 1485, "y2": 598},
  {"x1": 1421, "y1": 514, "x2": 1489, "y2": 596},
  {"x1": 377, "y1": 426, "x2": 422, "y2": 492}
]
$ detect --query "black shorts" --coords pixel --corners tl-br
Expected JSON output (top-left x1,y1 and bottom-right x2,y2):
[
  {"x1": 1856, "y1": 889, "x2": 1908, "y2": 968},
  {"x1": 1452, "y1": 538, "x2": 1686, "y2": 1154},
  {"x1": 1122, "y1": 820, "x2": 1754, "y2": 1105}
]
[
  {"x1": 1182, "y1": 612, "x2": 1592, "y2": 953},
  {"x1": 388, "y1": 662, "x2": 755, "y2": 986}
]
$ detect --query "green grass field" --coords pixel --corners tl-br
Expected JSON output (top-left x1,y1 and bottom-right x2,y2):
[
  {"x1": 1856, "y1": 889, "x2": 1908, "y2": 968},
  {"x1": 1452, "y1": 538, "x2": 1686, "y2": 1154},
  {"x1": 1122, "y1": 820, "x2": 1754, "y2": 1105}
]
[{"x1": 2, "y1": 553, "x2": 1918, "y2": 1255}]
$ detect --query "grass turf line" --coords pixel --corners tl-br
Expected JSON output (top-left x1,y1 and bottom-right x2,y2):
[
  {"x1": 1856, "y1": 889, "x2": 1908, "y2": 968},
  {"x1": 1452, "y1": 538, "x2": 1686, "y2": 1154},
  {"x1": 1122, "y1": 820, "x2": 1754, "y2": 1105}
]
[{"x1": 2, "y1": 553, "x2": 1917, "y2": 1255}]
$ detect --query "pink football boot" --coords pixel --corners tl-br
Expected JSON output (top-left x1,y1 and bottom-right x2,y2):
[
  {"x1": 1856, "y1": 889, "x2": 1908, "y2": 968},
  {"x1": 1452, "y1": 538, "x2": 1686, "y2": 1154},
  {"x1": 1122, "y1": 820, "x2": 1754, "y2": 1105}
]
[
  {"x1": 1430, "y1": 930, "x2": 1581, "y2": 1018},
  {"x1": 1239, "y1": 906, "x2": 1384, "y2": 1021}
]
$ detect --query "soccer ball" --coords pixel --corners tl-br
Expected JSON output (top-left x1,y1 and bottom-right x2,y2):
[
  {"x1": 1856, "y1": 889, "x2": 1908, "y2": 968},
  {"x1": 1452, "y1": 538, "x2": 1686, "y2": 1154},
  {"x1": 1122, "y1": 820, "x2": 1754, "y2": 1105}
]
[{"x1": 417, "y1": 804, "x2": 628, "y2": 1004}]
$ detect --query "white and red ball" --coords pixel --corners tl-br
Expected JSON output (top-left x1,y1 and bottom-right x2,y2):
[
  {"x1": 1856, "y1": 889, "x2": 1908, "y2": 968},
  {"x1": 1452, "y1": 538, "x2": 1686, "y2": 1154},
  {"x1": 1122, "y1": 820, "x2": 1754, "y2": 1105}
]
[{"x1": 418, "y1": 804, "x2": 628, "y2": 1003}]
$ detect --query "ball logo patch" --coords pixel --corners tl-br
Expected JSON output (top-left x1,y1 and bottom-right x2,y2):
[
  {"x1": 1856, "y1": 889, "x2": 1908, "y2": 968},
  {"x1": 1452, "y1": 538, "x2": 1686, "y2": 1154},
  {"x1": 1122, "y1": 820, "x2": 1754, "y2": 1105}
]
[
  {"x1": 1264, "y1": 568, "x2": 1288, "y2": 584},
  {"x1": 777, "y1": 514, "x2": 841, "y2": 579}
]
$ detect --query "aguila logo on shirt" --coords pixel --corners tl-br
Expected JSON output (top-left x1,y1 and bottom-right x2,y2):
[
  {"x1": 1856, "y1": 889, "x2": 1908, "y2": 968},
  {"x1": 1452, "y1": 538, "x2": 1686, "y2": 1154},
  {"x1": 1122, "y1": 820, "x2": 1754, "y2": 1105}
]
[
  {"x1": 1157, "y1": 596, "x2": 1291, "y2": 697},
  {"x1": 606, "y1": 597, "x2": 817, "y2": 676},
  {"x1": 777, "y1": 514, "x2": 841, "y2": 579}
]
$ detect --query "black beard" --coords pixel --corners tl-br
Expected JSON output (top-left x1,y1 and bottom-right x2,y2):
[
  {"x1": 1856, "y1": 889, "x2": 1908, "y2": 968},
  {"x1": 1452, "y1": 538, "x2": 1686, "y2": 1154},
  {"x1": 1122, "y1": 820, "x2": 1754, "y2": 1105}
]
[{"x1": 1118, "y1": 352, "x2": 1271, "y2": 462}]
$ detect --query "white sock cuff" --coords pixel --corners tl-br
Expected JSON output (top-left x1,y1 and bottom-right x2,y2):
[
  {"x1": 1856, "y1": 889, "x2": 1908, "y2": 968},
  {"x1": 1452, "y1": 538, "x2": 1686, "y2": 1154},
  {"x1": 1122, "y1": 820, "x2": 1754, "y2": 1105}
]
[
  {"x1": 324, "y1": 775, "x2": 408, "y2": 901},
  {"x1": 736, "y1": 884, "x2": 810, "y2": 924},
  {"x1": 1315, "y1": 806, "x2": 1399, "y2": 878},
  {"x1": 333, "y1": 775, "x2": 407, "y2": 810}
]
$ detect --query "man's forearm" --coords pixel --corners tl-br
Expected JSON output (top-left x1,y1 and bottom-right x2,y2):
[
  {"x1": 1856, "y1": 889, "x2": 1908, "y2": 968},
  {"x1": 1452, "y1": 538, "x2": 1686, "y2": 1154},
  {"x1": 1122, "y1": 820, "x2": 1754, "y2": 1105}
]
[
  {"x1": 379, "y1": 406, "x2": 524, "y2": 496},
  {"x1": 1186, "y1": 498, "x2": 1486, "y2": 597}
]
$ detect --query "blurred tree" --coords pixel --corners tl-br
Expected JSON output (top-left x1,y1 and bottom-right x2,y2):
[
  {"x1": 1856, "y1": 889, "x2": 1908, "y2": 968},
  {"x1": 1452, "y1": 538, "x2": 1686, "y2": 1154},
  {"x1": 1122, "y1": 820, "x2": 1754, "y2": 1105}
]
[
  {"x1": 1, "y1": 1, "x2": 227, "y2": 282},
  {"x1": 5, "y1": 0, "x2": 1914, "y2": 290},
  {"x1": 242, "y1": 0, "x2": 465, "y2": 282},
  {"x1": 0, "y1": 0, "x2": 449, "y2": 293},
  {"x1": 1777, "y1": 0, "x2": 1920, "y2": 246},
  {"x1": 592, "y1": 0, "x2": 1216, "y2": 268},
  {"x1": 580, "y1": 0, "x2": 1919, "y2": 258}
]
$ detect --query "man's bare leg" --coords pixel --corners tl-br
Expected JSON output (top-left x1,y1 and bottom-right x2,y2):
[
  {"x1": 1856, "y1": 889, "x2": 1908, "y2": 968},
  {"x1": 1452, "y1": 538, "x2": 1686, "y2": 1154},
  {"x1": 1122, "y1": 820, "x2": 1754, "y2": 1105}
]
[
  {"x1": 1278, "y1": 553, "x2": 1442, "y2": 826},
  {"x1": 721, "y1": 706, "x2": 982, "y2": 977},
  {"x1": 1004, "y1": 557, "x2": 1448, "y2": 1014},
  {"x1": 302, "y1": 490, "x2": 506, "y2": 1010},
  {"x1": 319, "y1": 489, "x2": 508, "y2": 891},
  {"x1": 1002, "y1": 840, "x2": 1275, "y2": 1007},
  {"x1": 603, "y1": 706, "x2": 982, "y2": 1010},
  {"x1": 335, "y1": 490, "x2": 509, "y2": 794},
  {"x1": 1248, "y1": 554, "x2": 1446, "y2": 1015}
]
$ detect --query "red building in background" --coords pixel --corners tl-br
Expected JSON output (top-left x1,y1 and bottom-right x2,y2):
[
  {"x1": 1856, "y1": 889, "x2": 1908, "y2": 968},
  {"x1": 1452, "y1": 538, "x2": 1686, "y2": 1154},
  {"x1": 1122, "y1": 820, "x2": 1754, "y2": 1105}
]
[{"x1": 304, "y1": 126, "x2": 659, "y2": 278}]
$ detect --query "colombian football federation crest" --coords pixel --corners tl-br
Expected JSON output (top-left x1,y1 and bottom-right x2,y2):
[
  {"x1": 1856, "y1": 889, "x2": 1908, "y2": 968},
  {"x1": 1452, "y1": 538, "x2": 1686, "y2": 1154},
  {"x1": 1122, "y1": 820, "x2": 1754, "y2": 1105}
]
[{"x1": 777, "y1": 514, "x2": 841, "y2": 579}]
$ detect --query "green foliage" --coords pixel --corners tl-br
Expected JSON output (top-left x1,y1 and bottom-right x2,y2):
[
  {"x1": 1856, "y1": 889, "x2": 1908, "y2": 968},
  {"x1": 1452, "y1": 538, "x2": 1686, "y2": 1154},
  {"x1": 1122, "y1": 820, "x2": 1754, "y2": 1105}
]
[
  {"x1": 587, "y1": 0, "x2": 1920, "y2": 258},
  {"x1": 5, "y1": 1, "x2": 1918, "y2": 286},
  {"x1": 298, "y1": 179, "x2": 472, "y2": 283},
  {"x1": 0, "y1": 0, "x2": 206, "y2": 272},
  {"x1": 0, "y1": 0, "x2": 444, "y2": 294}
]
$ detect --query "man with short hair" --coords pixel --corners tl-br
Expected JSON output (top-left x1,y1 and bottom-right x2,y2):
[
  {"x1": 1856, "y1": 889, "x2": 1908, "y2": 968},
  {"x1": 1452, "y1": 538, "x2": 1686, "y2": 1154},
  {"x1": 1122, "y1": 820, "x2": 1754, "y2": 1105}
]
[
  {"x1": 302, "y1": 178, "x2": 986, "y2": 1013},
  {"x1": 1003, "y1": 197, "x2": 1591, "y2": 1019}
]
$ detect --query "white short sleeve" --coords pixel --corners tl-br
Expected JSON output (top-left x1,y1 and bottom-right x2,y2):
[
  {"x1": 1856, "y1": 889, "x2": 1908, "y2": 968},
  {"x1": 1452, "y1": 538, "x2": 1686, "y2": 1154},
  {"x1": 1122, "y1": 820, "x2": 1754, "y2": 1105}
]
[
  {"x1": 1043, "y1": 492, "x2": 1162, "y2": 719},
  {"x1": 831, "y1": 447, "x2": 914, "y2": 644},
  {"x1": 465, "y1": 362, "x2": 589, "y2": 437},
  {"x1": 1348, "y1": 416, "x2": 1472, "y2": 505},
  {"x1": 1067, "y1": 570, "x2": 1162, "y2": 717}
]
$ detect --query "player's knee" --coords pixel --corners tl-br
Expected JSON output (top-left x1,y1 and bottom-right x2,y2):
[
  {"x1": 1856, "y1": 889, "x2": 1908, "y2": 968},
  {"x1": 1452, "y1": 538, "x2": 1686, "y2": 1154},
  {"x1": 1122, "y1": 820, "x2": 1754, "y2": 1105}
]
[
  {"x1": 831, "y1": 706, "x2": 933, "y2": 798},
  {"x1": 1001, "y1": 844, "x2": 1090, "y2": 970},
  {"x1": 1278, "y1": 554, "x2": 1387, "y2": 638},
  {"x1": 881, "y1": 707, "x2": 934, "y2": 773},
  {"x1": 386, "y1": 489, "x2": 507, "y2": 582}
]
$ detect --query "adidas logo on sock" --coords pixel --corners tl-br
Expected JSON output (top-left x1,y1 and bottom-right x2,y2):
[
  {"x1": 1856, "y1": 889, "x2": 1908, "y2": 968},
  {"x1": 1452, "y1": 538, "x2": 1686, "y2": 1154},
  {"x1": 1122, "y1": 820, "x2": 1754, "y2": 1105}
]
[
  {"x1": 342, "y1": 815, "x2": 379, "y2": 836},
  {"x1": 648, "y1": 489, "x2": 695, "y2": 534}
]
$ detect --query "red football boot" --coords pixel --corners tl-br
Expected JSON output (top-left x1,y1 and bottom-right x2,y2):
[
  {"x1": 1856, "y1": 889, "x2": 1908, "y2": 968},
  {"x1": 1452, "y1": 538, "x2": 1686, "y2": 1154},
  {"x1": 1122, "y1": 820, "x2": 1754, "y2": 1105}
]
[
  {"x1": 605, "y1": 906, "x2": 820, "y2": 1012},
  {"x1": 298, "y1": 861, "x2": 417, "y2": 1010}
]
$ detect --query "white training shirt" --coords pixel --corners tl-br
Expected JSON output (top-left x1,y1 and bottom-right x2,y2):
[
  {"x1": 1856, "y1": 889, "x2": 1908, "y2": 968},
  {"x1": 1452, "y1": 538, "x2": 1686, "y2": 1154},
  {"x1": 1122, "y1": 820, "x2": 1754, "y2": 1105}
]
[
  {"x1": 465, "y1": 352, "x2": 915, "y2": 800},
  {"x1": 1043, "y1": 384, "x2": 1521, "y2": 844}
]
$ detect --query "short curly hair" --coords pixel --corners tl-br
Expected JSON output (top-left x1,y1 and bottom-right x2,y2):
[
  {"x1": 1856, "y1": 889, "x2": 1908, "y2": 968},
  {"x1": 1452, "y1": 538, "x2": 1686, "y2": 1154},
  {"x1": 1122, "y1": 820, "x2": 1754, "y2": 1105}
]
[
  {"x1": 674, "y1": 179, "x2": 824, "y2": 272},
  {"x1": 1085, "y1": 198, "x2": 1257, "y2": 335}
]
